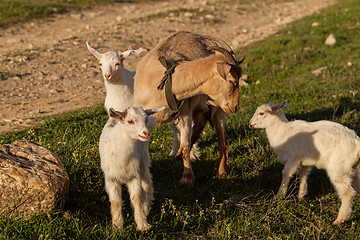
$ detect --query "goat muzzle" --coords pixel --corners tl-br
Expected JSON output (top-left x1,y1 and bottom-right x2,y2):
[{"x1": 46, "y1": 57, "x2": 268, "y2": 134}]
[{"x1": 139, "y1": 131, "x2": 149, "y2": 140}]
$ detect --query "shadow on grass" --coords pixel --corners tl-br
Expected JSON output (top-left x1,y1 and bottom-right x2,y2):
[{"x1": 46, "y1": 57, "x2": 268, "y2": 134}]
[{"x1": 287, "y1": 97, "x2": 360, "y2": 129}]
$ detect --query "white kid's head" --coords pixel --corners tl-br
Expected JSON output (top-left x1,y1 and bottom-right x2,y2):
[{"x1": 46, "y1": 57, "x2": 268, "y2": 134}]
[
  {"x1": 86, "y1": 41, "x2": 143, "y2": 82},
  {"x1": 249, "y1": 100, "x2": 288, "y2": 129},
  {"x1": 109, "y1": 107, "x2": 164, "y2": 142}
]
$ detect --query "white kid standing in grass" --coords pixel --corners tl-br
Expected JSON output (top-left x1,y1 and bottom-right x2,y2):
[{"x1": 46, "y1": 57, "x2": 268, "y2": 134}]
[
  {"x1": 249, "y1": 100, "x2": 360, "y2": 225},
  {"x1": 99, "y1": 106, "x2": 164, "y2": 231}
]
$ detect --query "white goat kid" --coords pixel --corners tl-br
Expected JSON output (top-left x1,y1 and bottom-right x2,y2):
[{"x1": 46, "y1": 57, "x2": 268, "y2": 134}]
[
  {"x1": 249, "y1": 100, "x2": 360, "y2": 225},
  {"x1": 86, "y1": 41, "x2": 143, "y2": 112},
  {"x1": 99, "y1": 106, "x2": 163, "y2": 231}
]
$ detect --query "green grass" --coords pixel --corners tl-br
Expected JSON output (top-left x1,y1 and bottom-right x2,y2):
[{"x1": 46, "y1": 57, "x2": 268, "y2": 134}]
[
  {"x1": 0, "y1": 0, "x2": 161, "y2": 28},
  {"x1": 1, "y1": 0, "x2": 360, "y2": 238}
]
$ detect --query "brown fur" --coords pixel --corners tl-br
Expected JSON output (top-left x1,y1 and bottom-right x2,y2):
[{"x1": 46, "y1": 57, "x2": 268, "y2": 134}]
[{"x1": 134, "y1": 31, "x2": 243, "y2": 185}]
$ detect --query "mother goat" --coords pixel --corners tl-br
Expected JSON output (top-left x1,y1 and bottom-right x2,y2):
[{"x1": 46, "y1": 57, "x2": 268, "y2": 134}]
[{"x1": 134, "y1": 31, "x2": 244, "y2": 186}]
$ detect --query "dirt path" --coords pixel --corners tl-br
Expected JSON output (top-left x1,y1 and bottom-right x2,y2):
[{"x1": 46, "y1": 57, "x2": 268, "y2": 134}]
[{"x1": 0, "y1": 0, "x2": 336, "y2": 133}]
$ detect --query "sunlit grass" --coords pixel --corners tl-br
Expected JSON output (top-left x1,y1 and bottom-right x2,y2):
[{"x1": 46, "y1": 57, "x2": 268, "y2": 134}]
[
  {"x1": 1, "y1": 0, "x2": 360, "y2": 238},
  {"x1": 0, "y1": 0, "x2": 162, "y2": 28}
]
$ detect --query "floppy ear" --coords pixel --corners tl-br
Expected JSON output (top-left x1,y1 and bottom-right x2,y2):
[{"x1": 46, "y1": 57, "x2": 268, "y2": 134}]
[
  {"x1": 272, "y1": 100, "x2": 288, "y2": 113},
  {"x1": 86, "y1": 41, "x2": 102, "y2": 60},
  {"x1": 109, "y1": 107, "x2": 127, "y2": 121},
  {"x1": 121, "y1": 48, "x2": 144, "y2": 59},
  {"x1": 217, "y1": 62, "x2": 232, "y2": 80},
  {"x1": 144, "y1": 107, "x2": 165, "y2": 116}
]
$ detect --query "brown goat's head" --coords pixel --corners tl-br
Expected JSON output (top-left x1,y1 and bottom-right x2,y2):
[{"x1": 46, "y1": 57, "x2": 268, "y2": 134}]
[{"x1": 207, "y1": 46, "x2": 244, "y2": 114}]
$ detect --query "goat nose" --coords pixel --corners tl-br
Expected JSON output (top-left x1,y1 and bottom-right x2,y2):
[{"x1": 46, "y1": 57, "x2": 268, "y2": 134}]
[
  {"x1": 105, "y1": 74, "x2": 111, "y2": 80},
  {"x1": 143, "y1": 131, "x2": 149, "y2": 138},
  {"x1": 234, "y1": 104, "x2": 239, "y2": 112}
]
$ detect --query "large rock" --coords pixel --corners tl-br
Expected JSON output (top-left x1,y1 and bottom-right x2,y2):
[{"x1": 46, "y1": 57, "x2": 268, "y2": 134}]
[{"x1": 0, "y1": 140, "x2": 69, "y2": 219}]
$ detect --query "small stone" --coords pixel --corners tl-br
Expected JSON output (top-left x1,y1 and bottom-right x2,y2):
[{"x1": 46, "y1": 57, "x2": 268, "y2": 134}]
[
  {"x1": 205, "y1": 14, "x2": 215, "y2": 20},
  {"x1": 88, "y1": 12, "x2": 97, "y2": 18},
  {"x1": 312, "y1": 22, "x2": 319, "y2": 27},
  {"x1": 325, "y1": 34, "x2": 336, "y2": 46},
  {"x1": 347, "y1": 62, "x2": 352, "y2": 67},
  {"x1": 70, "y1": 13, "x2": 84, "y2": 20},
  {"x1": 312, "y1": 66, "x2": 327, "y2": 76},
  {"x1": 3, "y1": 119, "x2": 13, "y2": 123},
  {"x1": 184, "y1": 12, "x2": 193, "y2": 18}
]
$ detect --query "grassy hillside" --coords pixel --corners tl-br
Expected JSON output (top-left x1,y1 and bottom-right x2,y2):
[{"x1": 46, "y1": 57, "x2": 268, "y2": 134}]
[
  {"x1": 0, "y1": 0, "x2": 160, "y2": 28},
  {"x1": 1, "y1": 0, "x2": 360, "y2": 238}
]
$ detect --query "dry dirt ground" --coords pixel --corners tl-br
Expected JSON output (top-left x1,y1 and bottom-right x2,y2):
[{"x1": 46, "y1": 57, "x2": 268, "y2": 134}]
[{"x1": 0, "y1": 0, "x2": 336, "y2": 133}]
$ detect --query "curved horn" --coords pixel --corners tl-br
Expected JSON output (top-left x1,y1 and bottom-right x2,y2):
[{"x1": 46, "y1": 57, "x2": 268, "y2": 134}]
[
  {"x1": 238, "y1": 57, "x2": 245, "y2": 65},
  {"x1": 207, "y1": 36, "x2": 235, "y2": 55},
  {"x1": 207, "y1": 46, "x2": 238, "y2": 66}
]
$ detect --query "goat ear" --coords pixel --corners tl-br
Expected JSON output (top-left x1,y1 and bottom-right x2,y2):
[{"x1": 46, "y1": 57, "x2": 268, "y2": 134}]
[
  {"x1": 121, "y1": 48, "x2": 144, "y2": 59},
  {"x1": 217, "y1": 62, "x2": 231, "y2": 81},
  {"x1": 109, "y1": 107, "x2": 126, "y2": 121},
  {"x1": 272, "y1": 100, "x2": 288, "y2": 113},
  {"x1": 86, "y1": 41, "x2": 102, "y2": 60},
  {"x1": 144, "y1": 107, "x2": 165, "y2": 116}
]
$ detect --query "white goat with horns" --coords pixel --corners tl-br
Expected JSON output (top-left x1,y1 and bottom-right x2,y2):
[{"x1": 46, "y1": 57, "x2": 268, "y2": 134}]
[{"x1": 249, "y1": 100, "x2": 360, "y2": 225}]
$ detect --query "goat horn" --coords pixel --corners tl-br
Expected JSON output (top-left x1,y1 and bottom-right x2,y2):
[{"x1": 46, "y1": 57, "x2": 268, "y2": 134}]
[
  {"x1": 207, "y1": 36, "x2": 235, "y2": 55},
  {"x1": 238, "y1": 57, "x2": 245, "y2": 65},
  {"x1": 207, "y1": 46, "x2": 238, "y2": 66}
]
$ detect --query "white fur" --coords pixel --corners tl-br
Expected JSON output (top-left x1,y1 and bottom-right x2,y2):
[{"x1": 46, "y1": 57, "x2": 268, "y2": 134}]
[
  {"x1": 86, "y1": 41, "x2": 193, "y2": 162},
  {"x1": 99, "y1": 106, "x2": 163, "y2": 231},
  {"x1": 86, "y1": 41, "x2": 143, "y2": 112},
  {"x1": 249, "y1": 100, "x2": 360, "y2": 225}
]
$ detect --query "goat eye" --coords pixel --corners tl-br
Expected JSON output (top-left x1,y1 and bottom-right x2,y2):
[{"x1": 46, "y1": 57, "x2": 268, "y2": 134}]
[
  {"x1": 127, "y1": 120, "x2": 135, "y2": 125},
  {"x1": 99, "y1": 63, "x2": 103, "y2": 66},
  {"x1": 115, "y1": 63, "x2": 120, "y2": 67},
  {"x1": 259, "y1": 112, "x2": 264, "y2": 116}
]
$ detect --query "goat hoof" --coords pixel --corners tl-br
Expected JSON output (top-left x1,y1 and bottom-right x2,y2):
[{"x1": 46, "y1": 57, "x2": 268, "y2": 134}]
[
  {"x1": 217, "y1": 164, "x2": 229, "y2": 177},
  {"x1": 217, "y1": 170, "x2": 228, "y2": 178},
  {"x1": 332, "y1": 219, "x2": 345, "y2": 225},
  {"x1": 179, "y1": 178, "x2": 195, "y2": 187},
  {"x1": 179, "y1": 167, "x2": 195, "y2": 187},
  {"x1": 112, "y1": 223, "x2": 123, "y2": 231},
  {"x1": 136, "y1": 222, "x2": 149, "y2": 232}
]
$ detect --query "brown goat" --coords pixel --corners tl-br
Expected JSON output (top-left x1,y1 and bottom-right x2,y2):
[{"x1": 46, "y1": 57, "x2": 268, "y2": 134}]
[{"x1": 134, "y1": 31, "x2": 244, "y2": 186}]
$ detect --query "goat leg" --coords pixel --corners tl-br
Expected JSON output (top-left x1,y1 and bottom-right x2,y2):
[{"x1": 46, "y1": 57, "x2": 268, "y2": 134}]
[
  {"x1": 179, "y1": 146, "x2": 195, "y2": 187},
  {"x1": 210, "y1": 107, "x2": 229, "y2": 177}
]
